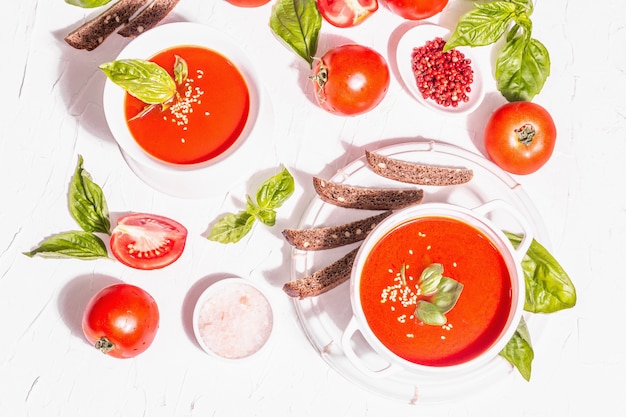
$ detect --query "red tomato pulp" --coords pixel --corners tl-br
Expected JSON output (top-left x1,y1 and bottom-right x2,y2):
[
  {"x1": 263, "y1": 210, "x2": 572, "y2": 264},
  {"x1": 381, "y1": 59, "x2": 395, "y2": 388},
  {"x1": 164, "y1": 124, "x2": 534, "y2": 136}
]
[
  {"x1": 124, "y1": 46, "x2": 250, "y2": 165},
  {"x1": 359, "y1": 216, "x2": 512, "y2": 367}
]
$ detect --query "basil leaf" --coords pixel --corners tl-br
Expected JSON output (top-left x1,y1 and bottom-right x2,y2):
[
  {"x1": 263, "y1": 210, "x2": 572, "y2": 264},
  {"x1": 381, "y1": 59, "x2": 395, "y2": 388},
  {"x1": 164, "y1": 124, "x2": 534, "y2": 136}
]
[
  {"x1": 208, "y1": 211, "x2": 256, "y2": 244},
  {"x1": 99, "y1": 59, "x2": 177, "y2": 105},
  {"x1": 24, "y1": 231, "x2": 109, "y2": 260},
  {"x1": 499, "y1": 316, "x2": 534, "y2": 381},
  {"x1": 65, "y1": 0, "x2": 113, "y2": 7},
  {"x1": 506, "y1": 232, "x2": 576, "y2": 313},
  {"x1": 255, "y1": 168, "x2": 295, "y2": 210},
  {"x1": 419, "y1": 263, "x2": 443, "y2": 295},
  {"x1": 444, "y1": 1, "x2": 517, "y2": 50},
  {"x1": 269, "y1": 0, "x2": 321, "y2": 67},
  {"x1": 174, "y1": 55, "x2": 188, "y2": 85},
  {"x1": 246, "y1": 195, "x2": 277, "y2": 226},
  {"x1": 432, "y1": 277, "x2": 464, "y2": 314},
  {"x1": 496, "y1": 36, "x2": 550, "y2": 102},
  {"x1": 69, "y1": 155, "x2": 111, "y2": 234},
  {"x1": 415, "y1": 301, "x2": 447, "y2": 326},
  {"x1": 506, "y1": 0, "x2": 533, "y2": 14}
]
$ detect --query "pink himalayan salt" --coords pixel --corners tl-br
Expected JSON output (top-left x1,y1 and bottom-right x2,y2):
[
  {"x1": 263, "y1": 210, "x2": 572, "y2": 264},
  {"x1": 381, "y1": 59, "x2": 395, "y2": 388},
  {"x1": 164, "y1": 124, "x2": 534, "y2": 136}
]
[{"x1": 196, "y1": 281, "x2": 273, "y2": 359}]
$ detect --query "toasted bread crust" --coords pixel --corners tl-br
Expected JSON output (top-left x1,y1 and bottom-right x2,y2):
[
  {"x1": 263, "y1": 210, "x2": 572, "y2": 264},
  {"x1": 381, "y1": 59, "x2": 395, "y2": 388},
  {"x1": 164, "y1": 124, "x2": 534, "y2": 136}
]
[
  {"x1": 282, "y1": 210, "x2": 392, "y2": 251},
  {"x1": 365, "y1": 150, "x2": 473, "y2": 186},
  {"x1": 117, "y1": 0, "x2": 180, "y2": 38},
  {"x1": 283, "y1": 248, "x2": 358, "y2": 299},
  {"x1": 313, "y1": 177, "x2": 423, "y2": 210},
  {"x1": 64, "y1": 0, "x2": 148, "y2": 51}
]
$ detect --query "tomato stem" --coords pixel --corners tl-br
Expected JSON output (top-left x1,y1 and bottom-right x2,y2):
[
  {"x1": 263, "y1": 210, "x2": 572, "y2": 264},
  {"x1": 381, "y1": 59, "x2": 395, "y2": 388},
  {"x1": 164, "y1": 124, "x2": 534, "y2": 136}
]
[
  {"x1": 310, "y1": 63, "x2": 328, "y2": 103},
  {"x1": 94, "y1": 336, "x2": 114, "y2": 354},
  {"x1": 515, "y1": 123, "x2": 536, "y2": 145}
]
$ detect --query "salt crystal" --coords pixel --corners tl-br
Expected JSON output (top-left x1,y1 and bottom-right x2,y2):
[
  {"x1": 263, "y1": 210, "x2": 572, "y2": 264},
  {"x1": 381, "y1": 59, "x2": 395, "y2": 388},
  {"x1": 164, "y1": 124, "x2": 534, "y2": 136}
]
[{"x1": 196, "y1": 281, "x2": 273, "y2": 359}]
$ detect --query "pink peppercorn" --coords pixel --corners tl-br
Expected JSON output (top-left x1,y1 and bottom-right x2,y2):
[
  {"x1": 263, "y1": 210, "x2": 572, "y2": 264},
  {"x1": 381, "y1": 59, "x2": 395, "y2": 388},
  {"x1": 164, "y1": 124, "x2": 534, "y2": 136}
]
[{"x1": 411, "y1": 37, "x2": 474, "y2": 108}]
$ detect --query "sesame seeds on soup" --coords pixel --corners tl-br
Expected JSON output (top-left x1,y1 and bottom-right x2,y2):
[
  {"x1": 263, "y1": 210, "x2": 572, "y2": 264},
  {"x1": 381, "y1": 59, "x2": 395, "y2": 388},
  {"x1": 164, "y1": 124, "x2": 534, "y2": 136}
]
[
  {"x1": 359, "y1": 216, "x2": 512, "y2": 367},
  {"x1": 124, "y1": 45, "x2": 250, "y2": 165}
]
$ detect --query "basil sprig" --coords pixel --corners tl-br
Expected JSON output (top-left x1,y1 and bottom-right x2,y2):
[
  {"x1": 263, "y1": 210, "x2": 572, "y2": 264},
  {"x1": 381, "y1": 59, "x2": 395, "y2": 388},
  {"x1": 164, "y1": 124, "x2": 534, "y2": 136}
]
[
  {"x1": 65, "y1": 0, "x2": 113, "y2": 7},
  {"x1": 69, "y1": 155, "x2": 110, "y2": 234},
  {"x1": 270, "y1": 0, "x2": 321, "y2": 68},
  {"x1": 24, "y1": 156, "x2": 110, "y2": 260},
  {"x1": 414, "y1": 263, "x2": 464, "y2": 326},
  {"x1": 498, "y1": 233, "x2": 576, "y2": 380},
  {"x1": 100, "y1": 59, "x2": 177, "y2": 105},
  {"x1": 445, "y1": 0, "x2": 550, "y2": 102},
  {"x1": 499, "y1": 316, "x2": 534, "y2": 381},
  {"x1": 208, "y1": 168, "x2": 295, "y2": 244},
  {"x1": 506, "y1": 232, "x2": 577, "y2": 313},
  {"x1": 24, "y1": 231, "x2": 108, "y2": 260}
]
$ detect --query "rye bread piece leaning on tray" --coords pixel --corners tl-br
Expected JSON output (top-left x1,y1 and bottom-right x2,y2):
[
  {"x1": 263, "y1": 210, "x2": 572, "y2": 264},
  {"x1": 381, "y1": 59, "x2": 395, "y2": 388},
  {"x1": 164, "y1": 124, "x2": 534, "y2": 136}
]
[
  {"x1": 365, "y1": 150, "x2": 473, "y2": 186},
  {"x1": 283, "y1": 248, "x2": 359, "y2": 299},
  {"x1": 282, "y1": 210, "x2": 392, "y2": 251},
  {"x1": 65, "y1": 0, "x2": 149, "y2": 51},
  {"x1": 312, "y1": 177, "x2": 423, "y2": 210},
  {"x1": 118, "y1": 0, "x2": 180, "y2": 37}
]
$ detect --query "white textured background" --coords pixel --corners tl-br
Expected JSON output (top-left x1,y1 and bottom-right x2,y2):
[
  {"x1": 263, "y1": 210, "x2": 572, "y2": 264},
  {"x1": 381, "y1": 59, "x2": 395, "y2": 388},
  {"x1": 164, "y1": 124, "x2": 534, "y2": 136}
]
[{"x1": 1, "y1": 0, "x2": 625, "y2": 415}]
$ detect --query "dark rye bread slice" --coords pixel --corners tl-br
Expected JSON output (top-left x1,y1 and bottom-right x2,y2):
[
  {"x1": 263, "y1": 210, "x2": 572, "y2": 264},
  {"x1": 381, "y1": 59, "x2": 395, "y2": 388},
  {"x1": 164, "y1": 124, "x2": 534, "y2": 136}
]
[
  {"x1": 283, "y1": 248, "x2": 358, "y2": 299},
  {"x1": 313, "y1": 177, "x2": 423, "y2": 210},
  {"x1": 282, "y1": 210, "x2": 392, "y2": 251},
  {"x1": 365, "y1": 150, "x2": 473, "y2": 186},
  {"x1": 118, "y1": 0, "x2": 180, "y2": 38},
  {"x1": 65, "y1": 0, "x2": 148, "y2": 51}
]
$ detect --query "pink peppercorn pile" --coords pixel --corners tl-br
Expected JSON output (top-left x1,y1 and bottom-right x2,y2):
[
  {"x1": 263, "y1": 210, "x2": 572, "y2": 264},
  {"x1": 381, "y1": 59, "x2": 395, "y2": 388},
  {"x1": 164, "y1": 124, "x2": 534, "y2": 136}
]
[{"x1": 411, "y1": 37, "x2": 473, "y2": 108}]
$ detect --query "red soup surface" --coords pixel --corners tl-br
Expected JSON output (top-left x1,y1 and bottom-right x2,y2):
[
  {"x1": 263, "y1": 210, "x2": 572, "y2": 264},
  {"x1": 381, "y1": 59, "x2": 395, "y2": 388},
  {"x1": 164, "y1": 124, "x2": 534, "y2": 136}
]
[
  {"x1": 124, "y1": 45, "x2": 250, "y2": 165},
  {"x1": 359, "y1": 216, "x2": 512, "y2": 367}
]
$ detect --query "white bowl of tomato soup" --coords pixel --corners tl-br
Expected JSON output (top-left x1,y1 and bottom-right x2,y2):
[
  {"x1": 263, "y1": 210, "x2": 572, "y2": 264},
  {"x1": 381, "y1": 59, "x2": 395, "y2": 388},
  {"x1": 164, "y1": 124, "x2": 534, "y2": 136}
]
[
  {"x1": 343, "y1": 200, "x2": 532, "y2": 377},
  {"x1": 103, "y1": 22, "x2": 271, "y2": 198}
]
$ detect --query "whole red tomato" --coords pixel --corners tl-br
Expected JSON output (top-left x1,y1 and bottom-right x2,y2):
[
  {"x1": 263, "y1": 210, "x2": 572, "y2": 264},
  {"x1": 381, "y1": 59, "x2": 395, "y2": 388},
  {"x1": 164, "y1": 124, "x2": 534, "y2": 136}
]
[
  {"x1": 226, "y1": 0, "x2": 271, "y2": 7},
  {"x1": 317, "y1": 0, "x2": 379, "y2": 28},
  {"x1": 82, "y1": 283, "x2": 160, "y2": 359},
  {"x1": 110, "y1": 213, "x2": 188, "y2": 270},
  {"x1": 311, "y1": 44, "x2": 390, "y2": 116},
  {"x1": 384, "y1": 0, "x2": 448, "y2": 20},
  {"x1": 483, "y1": 101, "x2": 557, "y2": 175}
]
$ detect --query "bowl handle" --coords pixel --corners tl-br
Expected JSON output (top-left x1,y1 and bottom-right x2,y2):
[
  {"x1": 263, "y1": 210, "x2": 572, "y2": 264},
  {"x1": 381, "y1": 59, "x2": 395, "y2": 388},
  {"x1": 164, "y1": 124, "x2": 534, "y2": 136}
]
[
  {"x1": 340, "y1": 316, "x2": 396, "y2": 378},
  {"x1": 473, "y1": 199, "x2": 534, "y2": 262}
]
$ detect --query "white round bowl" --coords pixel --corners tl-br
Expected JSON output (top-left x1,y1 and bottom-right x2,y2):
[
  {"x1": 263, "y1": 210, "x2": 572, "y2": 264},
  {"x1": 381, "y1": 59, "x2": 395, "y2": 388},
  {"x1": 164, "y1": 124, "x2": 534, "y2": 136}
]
[
  {"x1": 103, "y1": 22, "x2": 272, "y2": 198},
  {"x1": 343, "y1": 200, "x2": 532, "y2": 377},
  {"x1": 396, "y1": 23, "x2": 485, "y2": 115},
  {"x1": 193, "y1": 277, "x2": 273, "y2": 360}
]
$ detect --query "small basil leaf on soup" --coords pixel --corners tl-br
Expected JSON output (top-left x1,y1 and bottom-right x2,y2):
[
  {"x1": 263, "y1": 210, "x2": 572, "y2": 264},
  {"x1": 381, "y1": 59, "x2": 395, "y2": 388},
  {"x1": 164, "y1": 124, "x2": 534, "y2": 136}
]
[
  {"x1": 23, "y1": 231, "x2": 109, "y2": 260},
  {"x1": 100, "y1": 59, "x2": 177, "y2": 105},
  {"x1": 69, "y1": 155, "x2": 111, "y2": 235},
  {"x1": 173, "y1": 55, "x2": 188, "y2": 86},
  {"x1": 208, "y1": 211, "x2": 256, "y2": 244},
  {"x1": 505, "y1": 232, "x2": 576, "y2": 313},
  {"x1": 499, "y1": 316, "x2": 534, "y2": 381},
  {"x1": 418, "y1": 263, "x2": 443, "y2": 295},
  {"x1": 432, "y1": 277, "x2": 464, "y2": 314},
  {"x1": 415, "y1": 300, "x2": 447, "y2": 326}
]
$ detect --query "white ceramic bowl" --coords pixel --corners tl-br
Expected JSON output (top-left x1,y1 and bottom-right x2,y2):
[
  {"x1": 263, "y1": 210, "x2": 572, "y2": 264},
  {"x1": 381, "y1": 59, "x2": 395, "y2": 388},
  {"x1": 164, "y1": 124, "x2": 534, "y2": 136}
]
[
  {"x1": 343, "y1": 200, "x2": 532, "y2": 378},
  {"x1": 396, "y1": 23, "x2": 485, "y2": 115},
  {"x1": 103, "y1": 22, "x2": 272, "y2": 198},
  {"x1": 193, "y1": 277, "x2": 273, "y2": 360}
]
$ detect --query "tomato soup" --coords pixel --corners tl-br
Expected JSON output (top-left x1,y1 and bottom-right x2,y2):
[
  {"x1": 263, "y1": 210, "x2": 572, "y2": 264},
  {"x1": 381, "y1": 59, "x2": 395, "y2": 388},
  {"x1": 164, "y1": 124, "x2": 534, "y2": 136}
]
[
  {"x1": 124, "y1": 45, "x2": 250, "y2": 165},
  {"x1": 359, "y1": 216, "x2": 512, "y2": 367}
]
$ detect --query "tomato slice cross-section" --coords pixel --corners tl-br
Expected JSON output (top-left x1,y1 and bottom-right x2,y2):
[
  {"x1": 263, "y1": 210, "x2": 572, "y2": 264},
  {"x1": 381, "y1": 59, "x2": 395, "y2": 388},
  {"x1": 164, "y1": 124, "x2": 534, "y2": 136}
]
[
  {"x1": 317, "y1": 0, "x2": 378, "y2": 28},
  {"x1": 110, "y1": 213, "x2": 188, "y2": 270}
]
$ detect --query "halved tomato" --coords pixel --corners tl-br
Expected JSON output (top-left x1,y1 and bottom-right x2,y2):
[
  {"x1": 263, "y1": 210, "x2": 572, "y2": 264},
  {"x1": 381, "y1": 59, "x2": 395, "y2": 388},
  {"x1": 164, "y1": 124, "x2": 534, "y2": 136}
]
[
  {"x1": 317, "y1": 0, "x2": 378, "y2": 28},
  {"x1": 110, "y1": 213, "x2": 188, "y2": 270}
]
